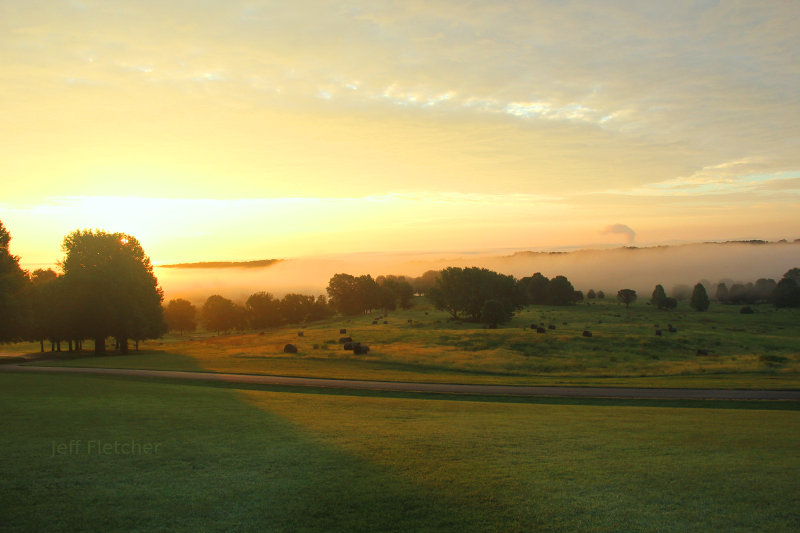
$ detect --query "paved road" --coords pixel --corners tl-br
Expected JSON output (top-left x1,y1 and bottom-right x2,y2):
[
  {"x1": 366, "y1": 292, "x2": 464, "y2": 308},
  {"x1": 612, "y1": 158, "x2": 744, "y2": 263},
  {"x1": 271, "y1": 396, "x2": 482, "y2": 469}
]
[{"x1": 2, "y1": 364, "x2": 799, "y2": 400}]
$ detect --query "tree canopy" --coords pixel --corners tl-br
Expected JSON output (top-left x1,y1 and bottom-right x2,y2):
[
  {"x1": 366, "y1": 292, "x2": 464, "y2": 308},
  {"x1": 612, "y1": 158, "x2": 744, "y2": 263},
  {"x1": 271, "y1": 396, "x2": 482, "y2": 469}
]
[
  {"x1": 690, "y1": 283, "x2": 710, "y2": 311},
  {"x1": 60, "y1": 229, "x2": 166, "y2": 353},
  {"x1": 428, "y1": 267, "x2": 521, "y2": 324},
  {"x1": 0, "y1": 220, "x2": 31, "y2": 343}
]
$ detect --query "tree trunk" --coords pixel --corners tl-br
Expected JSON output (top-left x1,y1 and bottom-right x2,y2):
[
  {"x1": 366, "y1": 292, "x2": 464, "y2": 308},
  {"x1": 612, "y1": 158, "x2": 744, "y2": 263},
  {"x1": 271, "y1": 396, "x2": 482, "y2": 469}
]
[
  {"x1": 95, "y1": 336, "x2": 105, "y2": 355},
  {"x1": 120, "y1": 337, "x2": 129, "y2": 355},
  {"x1": 40, "y1": 339, "x2": 44, "y2": 352},
  {"x1": 135, "y1": 339, "x2": 139, "y2": 351},
  {"x1": 68, "y1": 339, "x2": 73, "y2": 352}
]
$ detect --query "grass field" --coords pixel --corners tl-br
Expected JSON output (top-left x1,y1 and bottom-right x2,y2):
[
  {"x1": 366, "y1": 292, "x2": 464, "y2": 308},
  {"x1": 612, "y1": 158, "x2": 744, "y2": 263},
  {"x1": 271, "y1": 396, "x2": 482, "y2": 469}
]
[
  {"x1": 2, "y1": 371, "x2": 799, "y2": 532},
  {"x1": 11, "y1": 298, "x2": 800, "y2": 389}
]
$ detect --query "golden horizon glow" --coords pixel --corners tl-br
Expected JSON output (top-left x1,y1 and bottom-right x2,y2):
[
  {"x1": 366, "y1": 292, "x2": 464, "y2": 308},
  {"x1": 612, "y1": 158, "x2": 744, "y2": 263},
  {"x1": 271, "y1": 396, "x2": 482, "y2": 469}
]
[{"x1": 2, "y1": 2, "x2": 800, "y2": 265}]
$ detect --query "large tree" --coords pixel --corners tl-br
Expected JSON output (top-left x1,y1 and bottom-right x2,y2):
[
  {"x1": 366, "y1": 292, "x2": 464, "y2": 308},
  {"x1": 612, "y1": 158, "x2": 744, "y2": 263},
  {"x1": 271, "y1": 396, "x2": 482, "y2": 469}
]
[
  {"x1": 428, "y1": 266, "x2": 521, "y2": 322},
  {"x1": 0, "y1": 220, "x2": 31, "y2": 343},
  {"x1": 60, "y1": 230, "x2": 166, "y2": 354}
]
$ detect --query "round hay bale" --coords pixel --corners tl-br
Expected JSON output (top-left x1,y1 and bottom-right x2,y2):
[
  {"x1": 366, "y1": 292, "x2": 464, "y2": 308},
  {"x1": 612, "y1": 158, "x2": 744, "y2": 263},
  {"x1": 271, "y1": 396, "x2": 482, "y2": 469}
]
[
  {"x1": 582, "y1": 330, "x2": 592, "y2": 338},
  {"x1": 283, "y1": 344, "x2": 298, "y2": 354}
]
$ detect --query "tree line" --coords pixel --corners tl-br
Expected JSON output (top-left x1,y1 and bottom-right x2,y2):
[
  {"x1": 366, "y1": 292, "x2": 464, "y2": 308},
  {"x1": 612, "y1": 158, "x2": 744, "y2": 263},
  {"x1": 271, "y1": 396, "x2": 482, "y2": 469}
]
[{"x1": 0, "y1": 221, "x2": 165, "y2": 353}]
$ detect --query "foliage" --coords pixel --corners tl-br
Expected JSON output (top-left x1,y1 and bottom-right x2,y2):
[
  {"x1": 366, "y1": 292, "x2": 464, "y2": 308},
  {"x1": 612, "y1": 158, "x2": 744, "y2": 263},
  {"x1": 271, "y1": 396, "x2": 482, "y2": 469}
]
[
  {"x1": 0, "y1": 220, "x2": 31, "y2": 343},
  {"x1": 690, "y1": 283, "x2": 710, "y2": 311},
  {"x1": 715, "y1": 282, "x2": 729, "y2": 303},
  {"x1": 587, "y1": 289, "x2": 596, "y2": 299},
  {"x1": 651, "y1": 284, "x2": 667, "y2": 308},
  {"x1": 772, "y1": 277, "x2": 800, "y2": 308},
  {"x1": 164, "y1": 299, "x2": 197, "y2": 335},
  {"x1": 428, "y1": 267, "x2": 521, "y2": 322},
  {"x1": 201, "y1": 295, "x2": 242, "y2": 334},
  {"x1": 616, "y1": 289, "x2": 637, "y2": 308},
  {"x1": 60, "y1": 229, "x2": 166, "y2": 353},
  {"x1": 480, "y1": 299, "x2": 512, "y2": 328},
  {"x1": 327, "y1": 273, "x2": 381, "y2": 315}
]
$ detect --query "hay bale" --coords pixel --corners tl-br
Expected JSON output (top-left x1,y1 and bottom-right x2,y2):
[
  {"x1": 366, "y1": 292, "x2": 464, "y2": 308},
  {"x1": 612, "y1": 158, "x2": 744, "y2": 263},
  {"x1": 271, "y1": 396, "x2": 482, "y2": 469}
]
[
  {"x1": 582, "y1": 330, "x2": 592, "y2": 338},
  {"x1": 548, "y1": 325, "x2": 556, "y2": 330},
  {"x1": 339, "y1": 328, "x2": 347, "y2": 334},
  {"x1": 353, "y1": 344, "x2": 370, "y2": 355},
  {"x1": 655, "y1": 330, "x2": 662, "y2": 336},
  {"x1": 343, "y1": 341, "x2": 355, "y2": 350},
  {"x1": 339, "y1": 336, "x2": 352, "y2": 344},
  {"x1": 283, "y1": 344, "x2": 298, "y2": 354},
  {"x1": 537, "y1": 327, "x2": 546, "y2": 333},
  {"x1": 297, "y1": 331, "x2": 304, "y2": 337},
  {"x1": 696, "y1": 349, "x2": 709, "y2": 356}
]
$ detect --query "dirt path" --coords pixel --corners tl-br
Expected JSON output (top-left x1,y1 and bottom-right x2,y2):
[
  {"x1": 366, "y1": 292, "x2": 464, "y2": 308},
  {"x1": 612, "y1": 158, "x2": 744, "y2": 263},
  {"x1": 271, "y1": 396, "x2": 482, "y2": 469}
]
[{"x1": 2, "y1": 364, "x2": 799, "y2": 400}]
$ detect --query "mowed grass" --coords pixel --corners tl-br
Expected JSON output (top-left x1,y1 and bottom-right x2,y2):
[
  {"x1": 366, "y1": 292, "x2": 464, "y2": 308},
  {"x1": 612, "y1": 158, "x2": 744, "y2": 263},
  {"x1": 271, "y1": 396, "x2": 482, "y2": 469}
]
[
  {"x1": 1, "y1": 371, "x2": 799, "y2": 532},
  {"x1": 17, "y1": 298, "x2": 800, "y2": 389}
]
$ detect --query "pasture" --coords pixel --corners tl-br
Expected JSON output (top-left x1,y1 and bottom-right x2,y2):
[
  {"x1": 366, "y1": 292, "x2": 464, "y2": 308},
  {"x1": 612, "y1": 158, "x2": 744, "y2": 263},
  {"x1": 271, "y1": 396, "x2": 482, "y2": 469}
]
[
  {"x1": 2, "y1": 371, "x2": 799, "y2": 532},
  {"x1": 15, "y1": 298, "x2": 800, "y2": 389}
]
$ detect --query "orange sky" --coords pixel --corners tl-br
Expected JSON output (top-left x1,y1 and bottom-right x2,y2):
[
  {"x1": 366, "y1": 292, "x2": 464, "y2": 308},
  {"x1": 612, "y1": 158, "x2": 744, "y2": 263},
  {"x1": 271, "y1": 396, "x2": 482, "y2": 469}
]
[{"x1": 2, "y1": 1, "x2": 799, "y2": 266}]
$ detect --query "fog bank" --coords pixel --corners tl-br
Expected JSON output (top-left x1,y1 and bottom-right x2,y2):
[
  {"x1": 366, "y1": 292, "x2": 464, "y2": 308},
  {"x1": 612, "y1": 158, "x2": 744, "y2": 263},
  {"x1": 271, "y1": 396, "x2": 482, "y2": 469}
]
[{"x1": 155, "y1": 242, "x2": 800, "y2": 304}]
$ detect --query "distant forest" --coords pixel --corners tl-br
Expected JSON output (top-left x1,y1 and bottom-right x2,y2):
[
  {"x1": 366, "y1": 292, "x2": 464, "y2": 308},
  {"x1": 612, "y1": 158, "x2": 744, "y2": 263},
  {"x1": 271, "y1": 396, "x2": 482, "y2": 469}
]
[{"x1": 160, "y1": 259, "x2": 282, "y2": 269}]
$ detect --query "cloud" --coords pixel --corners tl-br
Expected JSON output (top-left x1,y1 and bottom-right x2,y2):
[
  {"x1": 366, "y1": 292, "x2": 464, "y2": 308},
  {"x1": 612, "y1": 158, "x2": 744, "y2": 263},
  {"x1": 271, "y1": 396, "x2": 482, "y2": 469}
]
[{"x1": 603, "y1": 224, "x2": 636, "y2": 243}]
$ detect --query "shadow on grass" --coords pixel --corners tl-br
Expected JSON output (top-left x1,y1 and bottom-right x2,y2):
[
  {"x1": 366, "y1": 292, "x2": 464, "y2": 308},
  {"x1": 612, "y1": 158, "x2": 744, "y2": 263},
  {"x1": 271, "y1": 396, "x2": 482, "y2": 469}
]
[
  {"x1": 0, "y1": 372, "x2": 510, "y2": 532},
  {"x1": 57, "y1": 371, "x2": 800, "y2": 412}
]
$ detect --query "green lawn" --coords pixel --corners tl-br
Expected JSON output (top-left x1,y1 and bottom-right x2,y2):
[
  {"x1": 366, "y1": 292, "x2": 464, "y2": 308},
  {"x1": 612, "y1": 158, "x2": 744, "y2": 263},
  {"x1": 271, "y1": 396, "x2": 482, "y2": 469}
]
[
  {"x1": 1, "y1": 372, "x2": 799, "y2": 531},
  {"x1": 16, "y1": 299, "x2": 800, "y2": 389}
]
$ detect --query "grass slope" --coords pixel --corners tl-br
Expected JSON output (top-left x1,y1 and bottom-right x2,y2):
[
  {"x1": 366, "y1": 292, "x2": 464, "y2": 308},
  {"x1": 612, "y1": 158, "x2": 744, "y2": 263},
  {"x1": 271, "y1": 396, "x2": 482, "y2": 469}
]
[{"x1": 1, "y1": 372, "x2": 799, "y2": 532}]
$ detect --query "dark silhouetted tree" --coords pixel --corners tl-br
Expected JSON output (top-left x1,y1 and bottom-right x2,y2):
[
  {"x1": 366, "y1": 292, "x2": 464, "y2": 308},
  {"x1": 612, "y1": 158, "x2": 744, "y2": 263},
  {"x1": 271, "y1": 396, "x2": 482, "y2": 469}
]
[
  {"x1": 246, "y1": 292, "x2": 282, "y2": 328},
  {"x1": 587, "y1": 289, "x2": 596, "y2": 299},
  {"x1": 201, "y1": 294, "x2": 240, "y2": 334},
  {"x1": 60, "y1": 230, "x2": 165, "y2": 354},
  {"x1": 690, "y1": 283, "x2": 710, "y2": 311},
  {"x1": 548, "y1": 275, "x2": 577, "y2": 306},
  {"x1": 715, "y1": 282, "x2": 729, "y2": 303},
  {"x1": 480, "y1": 299, "x2": 511, "y2": 328},
  {"x1": 617, "y1": 289, "x2": 637, "y2": 308},
  {"x1": 651, "y1": 284, "x2": 667, "y2": 308},
  {"x1": 429, "y1": 267, "x2": 520, "y2": 322},
  {"x1": 0, "y1": 221, "x2": 31, "y2": 343},
  {"x1": 518, "y1": 272, "x2": 550, "y2": 305},
  {"x1": 597, "y1": 290, "x2": 606, "y2": 299},
  {"x1": 772, "y1": 277, "x2": 800, "y2": 308},
  {"x1": 164, "y1": 298, "x2": 197, "y2": 335}
]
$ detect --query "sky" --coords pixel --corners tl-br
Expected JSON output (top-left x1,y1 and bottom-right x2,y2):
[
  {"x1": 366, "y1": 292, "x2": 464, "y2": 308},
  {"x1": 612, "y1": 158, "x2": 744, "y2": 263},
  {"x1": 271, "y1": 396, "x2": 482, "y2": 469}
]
[{"x1": 2, "y1": 0, "x2": 799, "y2": 266}]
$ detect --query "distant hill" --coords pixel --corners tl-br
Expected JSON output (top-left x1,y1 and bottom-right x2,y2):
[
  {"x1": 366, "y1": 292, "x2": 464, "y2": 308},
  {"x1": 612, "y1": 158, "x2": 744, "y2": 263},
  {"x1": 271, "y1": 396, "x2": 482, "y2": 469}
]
[{"x1": 159, "y1": 259, "x2": 282, "y2": 269}]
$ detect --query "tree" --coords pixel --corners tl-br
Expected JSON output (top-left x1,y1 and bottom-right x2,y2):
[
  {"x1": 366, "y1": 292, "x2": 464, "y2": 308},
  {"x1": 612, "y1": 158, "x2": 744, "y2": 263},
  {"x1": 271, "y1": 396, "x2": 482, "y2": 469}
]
[
  {"x1": 480, "y1": 299, "x2": 511, "y2": 328},
  {"x1": 246, "y1": 292, "x2": 283, "y2": 328},
  {"x1": 280, "y1": 293, "x2": 315, "y2": 324},
  {"x1": 164, "y1": 299, "x2": 197, "y2": 335},
  {"x1": 326, "y1": 273, "x2": 382, "y2": 316},
  {"x1": 597, "y1": 290, "x2": 606, "y2": 299},
  {"x1": 429, "y1": 267, "x2": 520, "y2": 322},
  {"x1": 617, "y1": 289, "x2": 637, "y2": 308},
  {"x1": 0, "y1": 220, "x2": 31, "y2": 343},
  {"x1": 200, "y1": 295, "x2": 240, "y2": 334},
  {"x1": 772, "y1": 277, "x2": 800, "y2": 308},
  {"x1": 548, "y1": 275, "x2": 577, "y2": 306},
  {"x1": 518, "y1": 272, "x2": 550, "y2": 305},
  {"x1": 715, "y1": 282, "x2": 729, "y2": 303},
  {"x1": 690, "y1": 283, "x2": 710, "y2": 311},
  {"x1": 60, "y1": 229, "x2": 166, "y2": 354},
  {"x1": 587, "y1": 289, "x2": 596, "y2": 299},
  {"x1": 651, "y1": 284, "x2": 667, "y2": 308}
]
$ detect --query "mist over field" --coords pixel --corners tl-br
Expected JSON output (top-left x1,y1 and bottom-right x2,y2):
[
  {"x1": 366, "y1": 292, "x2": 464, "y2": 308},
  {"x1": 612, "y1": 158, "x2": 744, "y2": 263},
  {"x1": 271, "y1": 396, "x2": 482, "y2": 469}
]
[{"x1": 155, "y1": 242, "x2": 800, "y2": 304}]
